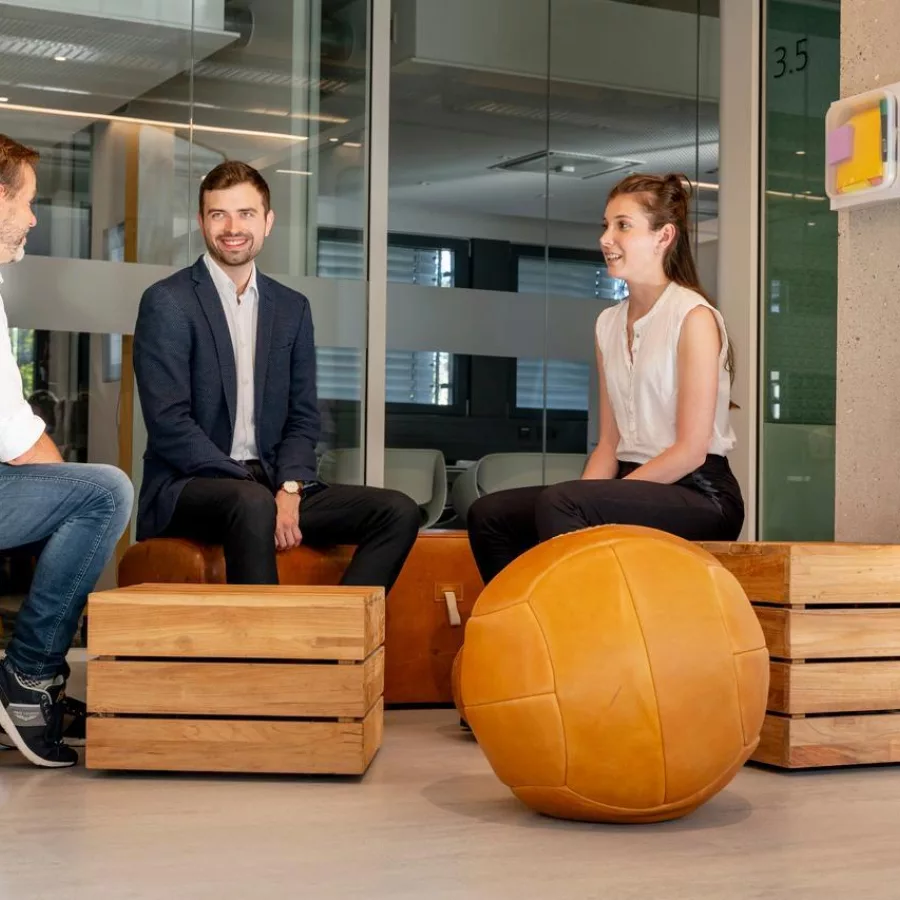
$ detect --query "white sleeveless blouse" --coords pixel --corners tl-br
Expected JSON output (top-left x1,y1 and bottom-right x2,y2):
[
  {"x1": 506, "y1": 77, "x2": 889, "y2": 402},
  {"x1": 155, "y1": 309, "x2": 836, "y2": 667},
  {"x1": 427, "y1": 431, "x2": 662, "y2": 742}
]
[{"x1": 594, "y1": 282, "x2": 736, "y2": 465}]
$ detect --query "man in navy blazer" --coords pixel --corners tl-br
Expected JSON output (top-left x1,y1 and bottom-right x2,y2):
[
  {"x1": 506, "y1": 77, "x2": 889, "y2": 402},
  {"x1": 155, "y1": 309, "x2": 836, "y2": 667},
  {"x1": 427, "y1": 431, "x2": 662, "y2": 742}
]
[{"x1": 133, "y1": 161, "x2": 419, "y2": 587}]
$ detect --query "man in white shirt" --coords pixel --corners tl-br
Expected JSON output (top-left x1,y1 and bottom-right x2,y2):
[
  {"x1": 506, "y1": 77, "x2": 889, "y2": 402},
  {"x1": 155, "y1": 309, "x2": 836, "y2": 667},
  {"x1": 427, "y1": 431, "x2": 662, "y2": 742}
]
[
  {"x1": 133, "y1": 161, "x2": 419, "y2": 589},
  {"x1": 0, "y1": 135, "x2": 133, "y2": 768}
]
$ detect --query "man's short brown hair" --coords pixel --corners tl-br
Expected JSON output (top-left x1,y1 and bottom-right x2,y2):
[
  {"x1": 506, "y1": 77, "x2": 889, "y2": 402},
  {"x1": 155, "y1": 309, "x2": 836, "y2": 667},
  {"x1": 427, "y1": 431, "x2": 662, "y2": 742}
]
[
  {"x1": 199, "y1": 160, "x2": 271, "y2": 214},
  {"x1": 0, "y1": 134, "x2": 39, "y2": 195}
]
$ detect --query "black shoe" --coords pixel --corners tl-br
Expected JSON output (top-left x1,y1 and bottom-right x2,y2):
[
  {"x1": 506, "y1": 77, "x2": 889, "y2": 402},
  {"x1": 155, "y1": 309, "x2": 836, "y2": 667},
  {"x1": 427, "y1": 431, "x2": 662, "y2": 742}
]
[
  {"x1": 0, "y1": 659, "x2": 78, "y2": 767},
  {"x1": 0, "y1": 694, "x2": 85, "y2": 748}
]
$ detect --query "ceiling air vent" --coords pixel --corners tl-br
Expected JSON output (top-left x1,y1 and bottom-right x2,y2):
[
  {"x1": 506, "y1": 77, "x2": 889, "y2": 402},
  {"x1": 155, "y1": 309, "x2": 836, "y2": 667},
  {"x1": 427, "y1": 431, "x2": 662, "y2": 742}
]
[{"x1": 489, "y1": 150, "x2": 643, "y2": 180}]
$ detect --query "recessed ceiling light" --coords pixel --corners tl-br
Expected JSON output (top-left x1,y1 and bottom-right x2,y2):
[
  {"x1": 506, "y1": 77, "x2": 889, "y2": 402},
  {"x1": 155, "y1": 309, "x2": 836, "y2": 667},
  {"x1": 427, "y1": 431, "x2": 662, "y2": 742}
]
[
  {"x1": 328, "y1": 137, "x2": 339, "y2": 143},
  {"x1": 795, "y1": 150, "x2": 806, "y2": 156},
  {"x1": 807, "y1": 221, "x2": 816, "y2": 226},
  {"x1": 0, "y1": 98, "x2": 8, "y2": 103},
  {"x1": 276, "y1": 169, "x2": 312, "y2": 176},
  {"x1": 342, "y1": 141, "x2": 362, "y2": 148},
  {"x1": 54, "y1": 55, "x2": 68, "y2": 62}
]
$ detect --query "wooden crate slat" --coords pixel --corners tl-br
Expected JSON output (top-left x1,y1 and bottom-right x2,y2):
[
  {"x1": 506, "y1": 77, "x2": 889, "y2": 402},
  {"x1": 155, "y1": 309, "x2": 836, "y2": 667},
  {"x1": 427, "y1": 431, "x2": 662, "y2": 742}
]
[
  {"x1": 86, "y1": 698, "x2": 384, "y2": 775},
  {"x1": 768, "y1": 660, "x2": 900, "y2": 715},
  {"x1": 700, "y1": 542, "x2": 790, "y2": 604},
  {"x1": 754, "y1": 606, "x2": 900, "y2": 660},
  {"x1": 788, "y1": 544, "x2": 900, "y2": 605},
  {"x1": 752, "y1": 713, "x2": 900, "y2": 768},
  {"x1": 703, "y1": 542, "x2": 900, "y2": 606},
  {"x1": 751, "y1": 607, "x2": 789, "y2": 658},
  {"x1": 87, "y1": 584, "x2": 384, "y2": 661},
  {"x1": 88, "y1": 647, "x2": 384, "y2": 719}
]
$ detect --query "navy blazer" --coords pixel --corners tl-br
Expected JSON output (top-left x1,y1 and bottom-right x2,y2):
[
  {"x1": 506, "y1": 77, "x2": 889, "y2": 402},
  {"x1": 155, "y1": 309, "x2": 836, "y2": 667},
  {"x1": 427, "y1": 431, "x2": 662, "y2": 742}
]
[{"x1": 133, "y1": 257, "x2": 320, "y2": 541}]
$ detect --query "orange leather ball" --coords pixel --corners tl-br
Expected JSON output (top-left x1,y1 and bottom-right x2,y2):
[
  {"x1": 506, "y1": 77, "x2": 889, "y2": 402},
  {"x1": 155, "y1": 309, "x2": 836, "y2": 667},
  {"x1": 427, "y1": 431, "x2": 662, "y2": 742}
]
[
  {"x1": 459, "y1": 525, "x2": 769, "y2": 824},
  {"x1": 451, "y1": 647, "x2": 464, "y2": 716}
]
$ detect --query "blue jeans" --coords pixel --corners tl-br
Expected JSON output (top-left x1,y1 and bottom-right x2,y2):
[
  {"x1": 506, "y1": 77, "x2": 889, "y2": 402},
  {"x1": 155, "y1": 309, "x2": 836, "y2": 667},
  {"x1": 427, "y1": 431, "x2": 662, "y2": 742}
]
[{"x1": 0, "y1": 463, "x2": 133, "y2": 678}]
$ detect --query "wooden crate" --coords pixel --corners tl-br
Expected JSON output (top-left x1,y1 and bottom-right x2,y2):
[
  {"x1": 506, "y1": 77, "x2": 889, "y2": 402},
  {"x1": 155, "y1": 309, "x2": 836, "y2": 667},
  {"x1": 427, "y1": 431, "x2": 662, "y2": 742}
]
[
  {"x1": 701, "y1": 542, "x2": 900, "y2": 769},
  {"x1": 85, "y1": 583, "x2": 385, "y2": 776}
]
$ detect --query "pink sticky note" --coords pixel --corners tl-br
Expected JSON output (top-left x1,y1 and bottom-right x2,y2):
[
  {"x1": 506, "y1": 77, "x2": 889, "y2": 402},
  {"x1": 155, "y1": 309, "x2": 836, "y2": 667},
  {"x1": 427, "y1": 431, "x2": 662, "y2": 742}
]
[{"x1": 827, "y1": 124, "x2": 854, "y2": 165}]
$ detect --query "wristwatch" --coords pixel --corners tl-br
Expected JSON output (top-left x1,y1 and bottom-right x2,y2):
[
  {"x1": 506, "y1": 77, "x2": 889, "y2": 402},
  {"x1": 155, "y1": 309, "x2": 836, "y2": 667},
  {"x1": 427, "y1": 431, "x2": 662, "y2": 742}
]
[{"x1": 280, "y1": 480, "x2": 300, "y2": 495}]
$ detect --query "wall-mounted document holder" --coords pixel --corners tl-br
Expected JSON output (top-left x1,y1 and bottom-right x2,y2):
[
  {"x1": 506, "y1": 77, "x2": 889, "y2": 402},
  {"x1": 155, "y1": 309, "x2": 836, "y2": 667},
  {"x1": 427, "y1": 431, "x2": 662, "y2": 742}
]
[{"x1": 826, "y1": 84, "x2": 900, "y2": 211}]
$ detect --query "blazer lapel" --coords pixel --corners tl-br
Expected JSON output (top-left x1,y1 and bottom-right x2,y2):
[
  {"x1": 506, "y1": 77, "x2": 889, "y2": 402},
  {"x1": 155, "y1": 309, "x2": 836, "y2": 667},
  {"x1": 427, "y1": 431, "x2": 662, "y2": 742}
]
[
  {"x1": 254, "y1": 278, "x2": 276, "y2": 421},
  {"x1": 192, "y1": 259, "x2": 237, "y2": 432}
]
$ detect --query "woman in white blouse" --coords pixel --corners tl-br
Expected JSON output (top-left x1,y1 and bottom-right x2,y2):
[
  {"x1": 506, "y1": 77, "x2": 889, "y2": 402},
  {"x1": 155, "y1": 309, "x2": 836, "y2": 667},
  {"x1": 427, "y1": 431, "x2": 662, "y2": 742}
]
[{"x1": 466, "y1": 173, "x2": 744, "y2": 584}]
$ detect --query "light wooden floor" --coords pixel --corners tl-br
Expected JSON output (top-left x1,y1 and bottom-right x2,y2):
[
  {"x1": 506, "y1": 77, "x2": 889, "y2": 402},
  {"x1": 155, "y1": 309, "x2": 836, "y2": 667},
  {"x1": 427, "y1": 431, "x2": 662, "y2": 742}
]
[{"x1": 2, "y1": 708, "x2": 900, "y2": 899}]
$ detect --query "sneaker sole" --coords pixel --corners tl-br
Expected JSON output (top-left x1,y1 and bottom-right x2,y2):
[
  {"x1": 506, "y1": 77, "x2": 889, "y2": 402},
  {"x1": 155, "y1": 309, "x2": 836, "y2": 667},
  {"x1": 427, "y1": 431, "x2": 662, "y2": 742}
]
[
  {"x1": 0, "y1": 699, "x2": 76, "y2": 768},
  {"x1": 0, "y1": 731, "x2": 84, "y2": 749}
]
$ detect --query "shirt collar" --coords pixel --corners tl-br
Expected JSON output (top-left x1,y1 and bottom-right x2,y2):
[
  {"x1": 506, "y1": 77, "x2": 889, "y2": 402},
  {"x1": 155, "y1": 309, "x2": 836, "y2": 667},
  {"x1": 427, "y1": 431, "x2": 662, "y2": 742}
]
[
  {"x1": 203, "y1": 252, "x2": 258, "y2": 302},
  {"x1": 625, "y1": 281, "x2": 675, "y2": 331}
]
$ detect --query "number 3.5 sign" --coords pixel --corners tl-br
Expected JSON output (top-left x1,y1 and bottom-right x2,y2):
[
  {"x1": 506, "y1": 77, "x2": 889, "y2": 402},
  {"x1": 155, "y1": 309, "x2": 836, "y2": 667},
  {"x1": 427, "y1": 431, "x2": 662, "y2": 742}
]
[{"x1": 773, "y1": 38, "x2": 809, "y2": 78}]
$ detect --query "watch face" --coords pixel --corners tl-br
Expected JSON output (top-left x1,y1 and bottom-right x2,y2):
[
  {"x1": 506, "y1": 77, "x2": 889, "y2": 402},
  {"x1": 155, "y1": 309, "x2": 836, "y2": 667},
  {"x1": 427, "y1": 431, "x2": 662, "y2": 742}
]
[{"x1": 283, "y1": 480, "x2": 300, "y2": 494}]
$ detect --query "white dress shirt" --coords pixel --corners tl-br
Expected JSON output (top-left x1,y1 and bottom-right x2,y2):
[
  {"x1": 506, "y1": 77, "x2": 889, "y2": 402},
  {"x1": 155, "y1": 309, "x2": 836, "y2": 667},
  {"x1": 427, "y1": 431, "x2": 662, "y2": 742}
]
[
  {"x1": 594, "y1": 281, "x2": 736, "y2": 465},
  {"x1": 0, "y1": 274, "x2": 46, "y2": 461},
  {"x1": 203, "y1": 254, "x2": 259, "y2": 461}
]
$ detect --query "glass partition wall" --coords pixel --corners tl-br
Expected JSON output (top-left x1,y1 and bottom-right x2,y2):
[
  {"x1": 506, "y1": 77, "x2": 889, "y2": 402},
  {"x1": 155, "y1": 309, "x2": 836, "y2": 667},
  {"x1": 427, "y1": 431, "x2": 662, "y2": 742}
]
[
  {"x1": 384, "y1": 0, "x2": 718, "y2": 527},
  {"x1": 0, "y1": 0, "x2": 722, "y2": 646},
  {"x1": 0, "y1": 1, "x2": 372, "y2": 639}
]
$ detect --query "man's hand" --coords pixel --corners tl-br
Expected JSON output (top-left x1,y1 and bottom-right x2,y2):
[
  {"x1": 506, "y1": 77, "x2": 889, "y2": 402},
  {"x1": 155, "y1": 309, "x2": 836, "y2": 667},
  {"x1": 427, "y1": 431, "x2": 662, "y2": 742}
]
[
  {"x1": 274, "y1": 489, "x2": 302, "y2": 551},
  {"x1": 8, "y1": 432, "x2": 63, "y2": 466}
]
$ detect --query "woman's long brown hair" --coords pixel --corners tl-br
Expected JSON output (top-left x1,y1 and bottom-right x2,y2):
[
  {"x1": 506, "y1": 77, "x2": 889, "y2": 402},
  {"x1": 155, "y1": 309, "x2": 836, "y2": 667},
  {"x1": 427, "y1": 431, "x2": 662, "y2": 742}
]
[{"x1": 608, "y1": 173, "x2": 735, "y2": 380}]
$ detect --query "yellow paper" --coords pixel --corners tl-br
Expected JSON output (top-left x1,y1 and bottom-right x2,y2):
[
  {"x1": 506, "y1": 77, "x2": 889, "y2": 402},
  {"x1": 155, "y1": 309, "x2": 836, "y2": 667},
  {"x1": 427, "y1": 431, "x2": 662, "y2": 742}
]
[{"x1": 836, "y1": 106, "x2": 884, "y2": 193}]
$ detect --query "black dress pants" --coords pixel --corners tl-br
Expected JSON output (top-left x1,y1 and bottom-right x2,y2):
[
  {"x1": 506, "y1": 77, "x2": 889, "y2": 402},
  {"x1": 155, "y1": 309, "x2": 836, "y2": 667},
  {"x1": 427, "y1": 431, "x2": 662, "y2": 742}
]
[
  {"x1": 163, "y1": 462, "x2": 420, "y2": 589},
  {"x1": 466, "y1": 455, "x2": 744, "y2": 584}
]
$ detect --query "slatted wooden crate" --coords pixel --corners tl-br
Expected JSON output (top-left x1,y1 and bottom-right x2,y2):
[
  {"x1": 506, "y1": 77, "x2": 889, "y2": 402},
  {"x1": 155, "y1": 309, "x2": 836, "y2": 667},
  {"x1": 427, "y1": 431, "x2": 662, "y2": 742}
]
[
  {"x1": 85, "y1": 583, "x2": 385, "y2": 775},
  {"x1": 701, "y1": 542, "x2": 900, "y2": 768}
]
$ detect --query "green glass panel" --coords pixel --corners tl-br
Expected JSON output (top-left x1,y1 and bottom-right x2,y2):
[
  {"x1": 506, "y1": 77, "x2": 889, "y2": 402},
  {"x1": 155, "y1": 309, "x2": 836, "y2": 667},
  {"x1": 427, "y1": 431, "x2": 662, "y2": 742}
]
[{"x1": 761, "y1": 0, "x2": 839, "y2": 540}]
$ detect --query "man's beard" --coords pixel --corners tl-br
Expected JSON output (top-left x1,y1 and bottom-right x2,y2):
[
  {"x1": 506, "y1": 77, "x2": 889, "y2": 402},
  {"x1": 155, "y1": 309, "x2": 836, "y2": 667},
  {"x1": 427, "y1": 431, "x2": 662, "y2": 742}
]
[
  {"x1": 205, "y1": 232, "x2": 259, "y2": 269},
  {"x1": 0, "y1": 220, "x2": 27, "y2": 264}
]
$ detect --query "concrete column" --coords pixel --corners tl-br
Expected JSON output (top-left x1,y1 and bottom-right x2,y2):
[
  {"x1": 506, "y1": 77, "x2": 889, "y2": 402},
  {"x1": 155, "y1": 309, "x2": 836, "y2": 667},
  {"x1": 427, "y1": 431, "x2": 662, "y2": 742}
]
[{"x1": 834, "y1": 1, "x2": 900, "y2": 541}]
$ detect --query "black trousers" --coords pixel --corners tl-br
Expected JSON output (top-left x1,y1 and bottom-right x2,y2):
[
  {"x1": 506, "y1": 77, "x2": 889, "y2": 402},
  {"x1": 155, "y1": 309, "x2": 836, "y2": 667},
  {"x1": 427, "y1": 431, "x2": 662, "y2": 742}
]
[
  {"x1": 467, "y1": 455, "x2": 744, "y2": 584},
  {"x1": 163, "y1": 462, "x2": 420, "y2": 589}
]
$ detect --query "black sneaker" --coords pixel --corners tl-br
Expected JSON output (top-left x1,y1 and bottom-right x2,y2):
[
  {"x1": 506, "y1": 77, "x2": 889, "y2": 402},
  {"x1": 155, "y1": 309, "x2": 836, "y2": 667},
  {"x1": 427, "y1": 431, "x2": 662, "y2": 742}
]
[
  {"x1": 0, "y1": 695, "x2": 85, "y2": 749},
  {"x1": 0, "y1": 659, "x2": 78, "y2": 767}
]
